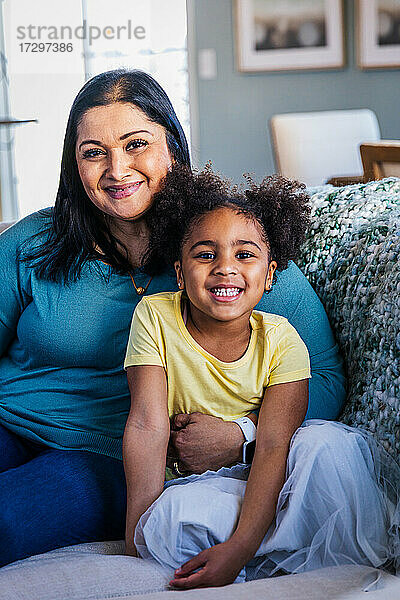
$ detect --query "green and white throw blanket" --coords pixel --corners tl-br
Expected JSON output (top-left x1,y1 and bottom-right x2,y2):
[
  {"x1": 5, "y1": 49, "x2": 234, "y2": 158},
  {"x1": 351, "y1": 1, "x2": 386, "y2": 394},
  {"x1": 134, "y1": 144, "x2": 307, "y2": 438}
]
[{"x1": 300, "y1": 178, "x2": 400, "y2": 461}]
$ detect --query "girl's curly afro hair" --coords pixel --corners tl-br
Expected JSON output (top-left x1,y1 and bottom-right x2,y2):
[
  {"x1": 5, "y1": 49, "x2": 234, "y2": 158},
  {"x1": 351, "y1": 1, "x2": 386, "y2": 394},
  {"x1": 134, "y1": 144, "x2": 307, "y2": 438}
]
[{"x1": 144, "y1": 165, "x2": 310, "y2": 277}]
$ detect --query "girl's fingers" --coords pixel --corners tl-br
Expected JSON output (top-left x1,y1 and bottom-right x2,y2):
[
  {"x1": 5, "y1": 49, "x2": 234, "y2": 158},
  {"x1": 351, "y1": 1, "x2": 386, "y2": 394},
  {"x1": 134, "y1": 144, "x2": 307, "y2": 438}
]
[
  {"x1": 170, "y1": 568, "x2": 209, "y2": 589},
  {"x1": 174, "y1": 551, "x2": 207, "y2": 576}
]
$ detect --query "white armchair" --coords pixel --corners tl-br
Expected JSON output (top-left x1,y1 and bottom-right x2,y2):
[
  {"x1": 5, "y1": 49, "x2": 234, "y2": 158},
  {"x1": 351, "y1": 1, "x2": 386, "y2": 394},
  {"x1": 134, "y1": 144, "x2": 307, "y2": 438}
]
[{"x1": 270, "y1": 109, "x2": 381, "y2": 186}]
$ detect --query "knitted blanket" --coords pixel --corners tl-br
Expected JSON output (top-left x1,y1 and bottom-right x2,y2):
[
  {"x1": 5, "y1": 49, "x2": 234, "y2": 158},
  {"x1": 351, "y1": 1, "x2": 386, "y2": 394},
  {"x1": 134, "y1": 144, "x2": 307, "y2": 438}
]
[{"x1": 300, "y1": 178, "x2": 400, "y2": 461}]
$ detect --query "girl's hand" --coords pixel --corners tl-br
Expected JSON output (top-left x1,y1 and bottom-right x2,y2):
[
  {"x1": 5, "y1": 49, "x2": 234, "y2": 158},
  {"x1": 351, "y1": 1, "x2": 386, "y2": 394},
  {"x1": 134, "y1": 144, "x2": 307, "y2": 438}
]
[
  {"x1": 125, "y1": 539, "x2": 138, "y2": 557},
  {"x1": 169, "y1": 541, "x2": 248, "y2": 589}
]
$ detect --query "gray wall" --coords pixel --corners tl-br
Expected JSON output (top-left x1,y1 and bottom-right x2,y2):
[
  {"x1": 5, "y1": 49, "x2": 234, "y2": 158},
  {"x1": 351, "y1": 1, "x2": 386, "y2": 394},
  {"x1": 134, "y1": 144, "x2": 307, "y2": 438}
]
[{"x1": 192, "y1": 0, "x2": 400, "y2": 182}]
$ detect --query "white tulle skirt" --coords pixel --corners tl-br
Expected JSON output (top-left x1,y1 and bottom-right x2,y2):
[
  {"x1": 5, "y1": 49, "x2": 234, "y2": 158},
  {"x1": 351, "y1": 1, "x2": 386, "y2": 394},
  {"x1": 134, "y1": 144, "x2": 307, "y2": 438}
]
[{"x1": 135, "y1": 420, "x2": 400, "y2": 582}]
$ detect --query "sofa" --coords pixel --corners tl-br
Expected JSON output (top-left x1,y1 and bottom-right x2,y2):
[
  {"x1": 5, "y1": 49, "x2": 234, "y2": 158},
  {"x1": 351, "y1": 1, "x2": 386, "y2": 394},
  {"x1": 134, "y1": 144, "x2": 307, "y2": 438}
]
[{"x1": 0, "y1": 178, "x2": 399, "y2": 599}]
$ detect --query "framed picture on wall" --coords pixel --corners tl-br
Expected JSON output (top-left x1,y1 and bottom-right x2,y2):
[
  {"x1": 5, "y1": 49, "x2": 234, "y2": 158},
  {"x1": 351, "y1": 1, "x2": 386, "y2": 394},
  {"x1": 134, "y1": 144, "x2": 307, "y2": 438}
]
[
  {"x1": 357, "y1": 0, "x2": 400, "y2": 68},
  {"x1": 234, "y1": 0, "x2": 345, "y2": 72}
]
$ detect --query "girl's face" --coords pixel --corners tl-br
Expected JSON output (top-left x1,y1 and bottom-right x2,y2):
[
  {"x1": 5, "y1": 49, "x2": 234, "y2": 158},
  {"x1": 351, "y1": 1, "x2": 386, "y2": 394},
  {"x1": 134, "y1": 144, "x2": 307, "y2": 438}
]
[
  {"x1": 75, "y1": 102, "x2": 172, "y2": 222},
  {"x1": 175, "y1": 207, "x2": 277, "y2": 323}
]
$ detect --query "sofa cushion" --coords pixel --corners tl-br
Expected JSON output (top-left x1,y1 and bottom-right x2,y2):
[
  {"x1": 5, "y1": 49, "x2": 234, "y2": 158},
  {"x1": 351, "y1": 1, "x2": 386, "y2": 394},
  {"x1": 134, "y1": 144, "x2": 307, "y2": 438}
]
[
  {"x1": 0, "y1": 541, "x2": 169, "y2": 600},
  {"x1": 0, "y1": 544, "x2": 398, "y2": 600},
  {"x1": 132, "y1": 566, "x2": 400, "y2": 600},
  {"x1": 300, "y1": 178, "x2": 400, "y2": 461}
]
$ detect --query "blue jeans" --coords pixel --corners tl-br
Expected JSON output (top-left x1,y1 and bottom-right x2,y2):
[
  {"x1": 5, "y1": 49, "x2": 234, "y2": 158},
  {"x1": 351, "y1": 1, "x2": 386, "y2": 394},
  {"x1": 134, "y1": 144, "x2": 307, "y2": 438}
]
[{"x1": 0, "y1": 423, "x2": 126, "y2": 567}]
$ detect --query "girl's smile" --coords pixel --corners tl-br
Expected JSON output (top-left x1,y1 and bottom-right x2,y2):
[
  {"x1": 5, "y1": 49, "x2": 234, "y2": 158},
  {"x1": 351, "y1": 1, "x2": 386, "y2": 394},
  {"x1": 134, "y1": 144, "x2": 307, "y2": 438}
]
[
  {"x1": 208, "y1": 286, "x2": 244, "y2": 301},
  {"x1": 175, "y1": 207, "x2": 277, "y2": 327}
]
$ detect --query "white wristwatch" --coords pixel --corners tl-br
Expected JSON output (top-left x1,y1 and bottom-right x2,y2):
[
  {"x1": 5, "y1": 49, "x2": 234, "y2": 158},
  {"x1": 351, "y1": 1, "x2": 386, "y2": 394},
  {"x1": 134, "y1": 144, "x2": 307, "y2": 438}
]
[{"x1": 233, "y1": 416, "x2": 256, "y2": 463}]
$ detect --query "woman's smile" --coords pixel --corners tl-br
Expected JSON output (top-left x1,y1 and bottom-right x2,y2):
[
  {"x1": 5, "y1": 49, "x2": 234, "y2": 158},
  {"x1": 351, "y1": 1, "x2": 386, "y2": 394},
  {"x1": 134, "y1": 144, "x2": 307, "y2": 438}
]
[
  {"x1": 104, "y1": 181, "x2": 144, "y2": 200},
  {"x1": 76, "y1": 103, "x2": 172, "y2": 221}
]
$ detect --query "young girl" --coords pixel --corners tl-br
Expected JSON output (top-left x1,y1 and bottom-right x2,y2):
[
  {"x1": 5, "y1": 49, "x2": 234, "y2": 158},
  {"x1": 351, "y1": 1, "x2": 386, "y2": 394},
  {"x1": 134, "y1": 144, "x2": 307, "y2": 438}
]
[{"x1": 123, "y1": 167, "x2": 399, "y2": 589}]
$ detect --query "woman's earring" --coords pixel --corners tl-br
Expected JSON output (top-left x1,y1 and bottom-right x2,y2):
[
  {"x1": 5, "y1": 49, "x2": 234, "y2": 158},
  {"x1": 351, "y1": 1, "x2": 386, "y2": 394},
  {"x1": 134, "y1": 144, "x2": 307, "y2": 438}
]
[
  {"x1": 265, "y1": 284, "x2": 271, "y2": 292},
  {"x1": 178, "y1": 280, "x2": 184, "y2": 289}
]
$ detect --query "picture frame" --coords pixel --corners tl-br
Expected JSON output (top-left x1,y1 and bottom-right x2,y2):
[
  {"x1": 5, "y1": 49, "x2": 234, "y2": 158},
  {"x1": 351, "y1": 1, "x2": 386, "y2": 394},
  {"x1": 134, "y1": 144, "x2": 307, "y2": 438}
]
[
  {"x1": 357, "y1": 0, "x2": 400, "y2": 69},
  {"x1": 234, "y1": 0, "x2": 345, "y2": 72}
]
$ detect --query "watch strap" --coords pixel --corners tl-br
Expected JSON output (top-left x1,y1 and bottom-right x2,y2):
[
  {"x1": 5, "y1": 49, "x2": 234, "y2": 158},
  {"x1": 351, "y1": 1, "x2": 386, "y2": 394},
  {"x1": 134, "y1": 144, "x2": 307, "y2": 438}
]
[
  {"x1": 233, "y1": 416, "x2": 256, "y2": 463},
  {"x1": 233, "y1": 416, "x2": 256, "y2": 442}
]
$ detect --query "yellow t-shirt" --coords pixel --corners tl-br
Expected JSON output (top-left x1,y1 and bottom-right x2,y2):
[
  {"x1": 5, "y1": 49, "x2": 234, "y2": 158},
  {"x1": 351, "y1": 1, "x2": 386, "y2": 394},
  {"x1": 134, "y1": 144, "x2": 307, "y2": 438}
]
[{"x1": 124, "y1": 291, "x2": 310, "y2": 420}]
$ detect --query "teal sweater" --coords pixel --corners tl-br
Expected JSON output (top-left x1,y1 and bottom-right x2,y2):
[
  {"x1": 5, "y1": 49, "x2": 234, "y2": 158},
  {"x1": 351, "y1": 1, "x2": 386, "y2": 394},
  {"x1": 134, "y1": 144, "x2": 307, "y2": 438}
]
[{"x1": 0, "y1": 211, "x2": 345, "y2": 460}]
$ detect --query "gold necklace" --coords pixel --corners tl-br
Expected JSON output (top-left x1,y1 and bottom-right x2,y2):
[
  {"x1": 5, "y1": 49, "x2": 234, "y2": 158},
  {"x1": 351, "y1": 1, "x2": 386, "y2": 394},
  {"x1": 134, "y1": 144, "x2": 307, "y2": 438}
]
[
  {"x1": 129, "y1": 272, "x2": 153, "y2": 296},
  {"x1": 97, "y1": 257, "x2": 152, "y2": 296}
]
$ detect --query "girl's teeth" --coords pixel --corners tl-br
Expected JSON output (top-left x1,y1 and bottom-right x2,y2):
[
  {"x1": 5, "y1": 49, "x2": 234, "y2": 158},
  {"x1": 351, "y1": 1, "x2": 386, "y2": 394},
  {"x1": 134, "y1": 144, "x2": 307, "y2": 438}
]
[{"x1": 212, "y1": 287, "x2": 241, "y2": 297}]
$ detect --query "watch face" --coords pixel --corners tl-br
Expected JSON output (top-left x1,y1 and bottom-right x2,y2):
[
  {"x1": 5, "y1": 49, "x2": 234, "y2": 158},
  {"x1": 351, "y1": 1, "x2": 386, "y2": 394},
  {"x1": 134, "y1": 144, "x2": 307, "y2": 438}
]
[{"x1": 244, "y1": 440, "x2": 256, "y2": 464}]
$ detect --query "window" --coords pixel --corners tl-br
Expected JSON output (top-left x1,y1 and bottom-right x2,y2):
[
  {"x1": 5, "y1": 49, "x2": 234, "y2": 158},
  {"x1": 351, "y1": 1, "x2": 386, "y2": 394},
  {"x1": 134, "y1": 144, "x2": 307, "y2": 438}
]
[
  {"x1": 83, "y1": 0, "x2": 190, "y2": 143},
  {"x1": 1, "y1": 0, "x2": 190, "y2": 218}
]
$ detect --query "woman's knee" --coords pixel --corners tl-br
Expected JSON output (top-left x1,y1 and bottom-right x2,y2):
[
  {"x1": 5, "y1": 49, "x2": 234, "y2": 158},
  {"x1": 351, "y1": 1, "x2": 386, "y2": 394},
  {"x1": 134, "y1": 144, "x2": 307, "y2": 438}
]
[{"x1": 0, "y1": 449, "x2": 127, "y2": 567}]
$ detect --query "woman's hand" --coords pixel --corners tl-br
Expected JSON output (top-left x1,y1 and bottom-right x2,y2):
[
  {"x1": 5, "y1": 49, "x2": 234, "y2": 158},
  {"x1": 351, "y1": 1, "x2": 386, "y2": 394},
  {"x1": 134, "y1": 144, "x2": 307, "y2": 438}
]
[
  {"x1": 169, "y1": 540, "x2": 247, "y2": 589},
  {"x1": 169, "y1": 412, "x2": 250, "y2": 473}
]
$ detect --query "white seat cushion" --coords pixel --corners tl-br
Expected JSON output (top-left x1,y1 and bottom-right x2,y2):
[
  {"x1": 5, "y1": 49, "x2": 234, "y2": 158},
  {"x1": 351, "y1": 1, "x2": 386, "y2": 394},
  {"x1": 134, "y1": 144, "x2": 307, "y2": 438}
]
[
  {"x1": 0, "y1": 543, "x2": 398, "y2": 600},
  {"x1": 0, "y1": 541, "x2": 169, "y2": 600}
]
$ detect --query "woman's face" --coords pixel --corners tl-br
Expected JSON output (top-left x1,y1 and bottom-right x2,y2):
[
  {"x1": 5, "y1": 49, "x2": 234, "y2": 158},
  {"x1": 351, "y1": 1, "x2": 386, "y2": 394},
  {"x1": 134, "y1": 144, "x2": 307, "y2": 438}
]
[{"x1": 75, "y1": 102, "x2": 172, "y2": 221}]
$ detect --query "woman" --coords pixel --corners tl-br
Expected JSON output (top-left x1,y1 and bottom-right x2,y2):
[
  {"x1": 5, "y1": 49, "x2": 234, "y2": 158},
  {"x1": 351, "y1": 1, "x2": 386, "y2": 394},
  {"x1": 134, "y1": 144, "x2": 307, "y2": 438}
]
[{"x1": 0, "y1": 69, "x2": 345, "y2": 568}]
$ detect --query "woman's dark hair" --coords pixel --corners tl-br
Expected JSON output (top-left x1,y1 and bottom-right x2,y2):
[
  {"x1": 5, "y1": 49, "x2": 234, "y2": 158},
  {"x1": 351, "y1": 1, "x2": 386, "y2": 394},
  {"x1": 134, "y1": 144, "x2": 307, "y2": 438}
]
[
  {"x1": 146, "y1": 165, "x2": 310, "y2": 282},
  {"x1": 23, "y1": 69, "x2": 191, "y2": 282}
]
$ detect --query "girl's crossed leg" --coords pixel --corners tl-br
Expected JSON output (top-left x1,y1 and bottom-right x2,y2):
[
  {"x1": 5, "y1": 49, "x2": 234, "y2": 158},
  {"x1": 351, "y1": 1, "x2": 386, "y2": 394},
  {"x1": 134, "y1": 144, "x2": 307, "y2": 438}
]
[{"x1": 135, "y1": 421, "x2": 399, "y2": 580}]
